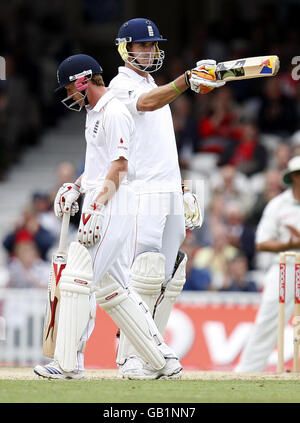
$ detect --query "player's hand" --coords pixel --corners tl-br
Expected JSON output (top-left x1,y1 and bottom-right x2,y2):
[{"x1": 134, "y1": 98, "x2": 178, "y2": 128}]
[
  {"x1": 286, "y1": 225, "x2": 300, "y2": 249},
  {"x1": 78, "y1": 201, "x2": 105, "y2": 247},
  {"x1": 185, "y1": 59, "x2": 225, "y2": 94},
  {"x1": 183, "y1": 192, "x2": 203, "y2": 230},
  {"x1": 54, "y1": 183, "x2": 81, "y2": 218}
]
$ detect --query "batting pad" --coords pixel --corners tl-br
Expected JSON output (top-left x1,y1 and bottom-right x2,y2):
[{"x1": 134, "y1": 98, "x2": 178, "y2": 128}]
[
  {"x1": 154, "y1": 253, "x2": 187, "y2": 335},
  {"x1": 54, "y1": 242, "x2": 94, "y2": 372},
  {"x1": 96, "y1": 274, "x2": 166, "y2": 370},
  {"x1": 117, "y1": 252, "x2": 165, "y2": 364},
  {"x1": 131, "y1": 252, "x2": 165, "y2": 313}
]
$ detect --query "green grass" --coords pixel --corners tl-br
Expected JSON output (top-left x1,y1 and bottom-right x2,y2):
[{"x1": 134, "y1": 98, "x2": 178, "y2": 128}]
[{"x1": 1, "y1": 380, "x2": 300, "y2": 403}]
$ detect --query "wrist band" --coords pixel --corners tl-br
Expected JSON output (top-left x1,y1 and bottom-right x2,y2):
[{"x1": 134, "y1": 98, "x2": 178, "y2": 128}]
[
  {"x1": 184, "y1": 70, "x2": 191, "y2": 87},
  {"x1": 171, "y1": 81, "x2": 182, "y2": 95}
]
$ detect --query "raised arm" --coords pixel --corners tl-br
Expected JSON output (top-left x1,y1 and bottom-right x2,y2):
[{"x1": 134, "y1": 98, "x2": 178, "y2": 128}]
[{"x1": 137, "y1": 60, "x2": 225, "y2": 112}]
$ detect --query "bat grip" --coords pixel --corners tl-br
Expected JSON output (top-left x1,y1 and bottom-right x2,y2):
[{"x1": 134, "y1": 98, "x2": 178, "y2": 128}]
[{"x1": 58, "y1": 212, "x2": 71, "y2": 253}]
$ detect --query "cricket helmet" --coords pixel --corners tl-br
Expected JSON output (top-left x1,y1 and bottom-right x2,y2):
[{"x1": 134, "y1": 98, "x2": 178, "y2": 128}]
[
  {"x1": 55, "y1": 54, "x2": 103, "y2": 92},
  {"x1": 115, "y1": 18, "x2": 167, "y2": 73},
  {"x1": 55, "y1": 54, "x2": 103, "y2": 112}
]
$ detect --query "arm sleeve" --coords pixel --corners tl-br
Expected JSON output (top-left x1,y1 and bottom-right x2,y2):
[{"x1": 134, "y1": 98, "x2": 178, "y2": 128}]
[
  {"x1": 109, "y1": 80, "x2": 144, "y2": 116},
  {"x1": 104, "y1": 106, "x2": 134, "y2": 162}
]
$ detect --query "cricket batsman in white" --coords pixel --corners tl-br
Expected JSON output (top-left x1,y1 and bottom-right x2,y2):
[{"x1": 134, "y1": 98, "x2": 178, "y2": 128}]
[
  {"x1": 34, "y1": 54, "x2": 184, "y2": 379},
  {"x1": 236, "y1": 156, "x2": 300, "y2": 372},
  {"x1": 107, "y1": 18, "x2": 225, "y2": 379}
]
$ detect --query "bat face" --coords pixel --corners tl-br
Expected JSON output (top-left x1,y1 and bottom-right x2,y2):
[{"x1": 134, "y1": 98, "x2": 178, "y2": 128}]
[
  {"x1": 43, "y1": 252, "x2": 68, "y2": 357},
  {"x1": 42, "y1": 211, "x2": 70, "y2": 358},
  {"x1": 215, "y1": 55, "x2": 280, "y2": 81}
]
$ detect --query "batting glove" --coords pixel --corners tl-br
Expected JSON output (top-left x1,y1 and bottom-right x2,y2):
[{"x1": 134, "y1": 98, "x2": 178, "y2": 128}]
[
  {"x1": 78, "y1": 201, "x2": 105, "y2": 247},
  {"x1": 54, "y1": 183, "x2": 81, "y2": 218},
  {"x1": 185, "y1": 59, "x2": 225, "y2": 94},
  {"x1": 183, "y1": 192, "x2": 203, "y2": 230}
]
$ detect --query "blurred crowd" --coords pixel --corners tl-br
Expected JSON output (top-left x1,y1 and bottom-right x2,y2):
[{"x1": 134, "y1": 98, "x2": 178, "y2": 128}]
[
  {"x1": 2, "y1": 1, "x2": 300, "y2": 292},
  {"x1": 168, "y1": 77, "x2": 300, "y2": 292},
  {"x1": 0, "y1": 1, "x2": 77, "y2": 180},
  {"x1": 2, "y1": 162, "x2": 82, "y2": 289}
]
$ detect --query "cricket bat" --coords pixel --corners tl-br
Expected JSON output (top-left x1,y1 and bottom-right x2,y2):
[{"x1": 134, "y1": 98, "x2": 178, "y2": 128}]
[
  {"x1": 215, "y1": 55, "x2": 280, "y2": 82},
  {"x1": 42, "y1": 212, "x2": 70, "y2": 357}
]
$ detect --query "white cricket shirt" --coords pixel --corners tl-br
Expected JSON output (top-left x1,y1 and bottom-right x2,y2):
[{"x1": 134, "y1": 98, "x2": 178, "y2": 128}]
[
  {"x1": 81, "y1": 90, "x2": 135, "y2": 192},
  {"x1": 109, "y1": 66, "x2": 182, "y2": 194},
  {"x1": 256, "y1": 188, "x2": 300, "y2": 260}
]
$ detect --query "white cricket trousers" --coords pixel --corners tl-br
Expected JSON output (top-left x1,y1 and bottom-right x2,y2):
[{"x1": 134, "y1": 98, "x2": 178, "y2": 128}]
[
  {"x1": 77, "y1": 183, "x2": 136, "y2": 369},
  {"x1": 235, "y1": 259, "x2": 295, "y2": 372},
  {"x1": 133, "y1": 191, "x2": 186, "y2": 282}
]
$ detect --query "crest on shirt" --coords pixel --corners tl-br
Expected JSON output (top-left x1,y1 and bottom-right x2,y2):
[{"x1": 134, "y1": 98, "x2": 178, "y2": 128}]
[
  {"x1": 129, "y1": 90, "x2": 137, "y2": 100},
  {"x1": 118, "y1": 137, "x2": 128, "y2": 151},
  {"x1": 93, "y1": 120, "x2": 100, "y2": 135}
]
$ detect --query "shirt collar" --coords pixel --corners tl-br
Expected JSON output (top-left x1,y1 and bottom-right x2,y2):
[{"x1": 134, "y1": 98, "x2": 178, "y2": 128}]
[
  {"x1": 87, "y1": 89, "x2": 114, "y2": 113},
  {"x1": 118, "y1": 66, "x2": 155, "y2": 83}
]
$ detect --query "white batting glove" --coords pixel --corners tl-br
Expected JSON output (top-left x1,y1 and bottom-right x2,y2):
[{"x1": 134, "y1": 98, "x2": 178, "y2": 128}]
[
  {"x1": 78, "y1": 201, "x2": 105, "y2": 247},
  {"x1": 185, "y1": 59, "x2": 225, "y2": 94},
  {"x1": 183, "y1": 192, "x2": 203, "y2": 230},
  {"x1": 54, "y1": 183, "x2": 81, "y2": 218}
]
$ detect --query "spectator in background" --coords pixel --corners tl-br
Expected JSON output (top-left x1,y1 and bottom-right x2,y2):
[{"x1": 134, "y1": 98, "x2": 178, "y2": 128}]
[
  {"x1": 197, "y1": 86, "x2": 240, "y2": 158},
  {"x1": 247, "y1": 169, "x2": 284, "y2": 227},
  {"x1": 3, "y1": 206, "x2": 55, "y2": 261},
  {"x1": 219, "y1": 121, "x2": 268, "y2": 177},
  {"x1": 258, "y1": 78, "x2": 298, "y2": 136},
  {"x1": 55, "y1": 161, "x2": 78, "y2": 186},
  {"x1": 49, "y1": 161, "x2": 83, "y2": 231},
  {"x1": 224, "y1": 201, "x2": 256, "y2": 270},
  {"x1": 192, "y1": 224, "x2": 238, "y2": 290},
  {"x1": 31, "y1": 191, "x2": 61, "y2": 241},
  {"x1": 290, "y1": 131, "x2": 300, "y2": 157},
  {"x1": 208, "y1": 190, "x2": 227, "y2": 232},
  {"x1": 180, "y1": 231, "x2": 208, "y2": 290},
  {"x1": 210, "y1": 164, "x2": 254, "y2": 216},
  {"x1": 6, "y1": 241, "x2": 50, "y2": 289},
  {"x1": 219, "y1": 253, "x2": 258, "y2": 292},
  {"x1": 270, "y1": 142, "x2": 292, "y2": 173},
  {"x1": 171, "y1": 95, "x2": 198, "y2": 170}
]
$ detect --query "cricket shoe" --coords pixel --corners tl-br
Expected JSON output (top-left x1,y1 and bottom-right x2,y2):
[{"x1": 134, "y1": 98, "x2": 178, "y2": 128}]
[
  {"x1": 126, "y1": 357, "x2": 183, "y2": 380},
  {"x1": 34, "y1": 360, "x2": 85, "y2": 380},
  {"x1": 118, "y1": 355, "x2": 145, "y2": 379}
]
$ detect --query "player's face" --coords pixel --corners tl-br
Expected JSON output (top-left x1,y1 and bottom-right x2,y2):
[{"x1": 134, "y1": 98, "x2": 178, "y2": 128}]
[
  {"x1": 128, "y1": 42, "x2": 156, "y2": 67},
  {"x1": 60, "y1": 82, "x2": 87, "y2": 112},
  {"x1": 66, "y1": 83, "x2": 86, "y2": 107},
  {"x1": 291, "y1": 171, "x2": 300, "y2": 186}
]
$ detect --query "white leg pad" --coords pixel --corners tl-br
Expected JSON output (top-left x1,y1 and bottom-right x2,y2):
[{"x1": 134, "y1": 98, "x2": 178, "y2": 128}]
[
  {"x1": 117, "y1": 252, "x2": 165, "y2": 365},
  {"x1": 95, "y1": 273, "x2": 166, "y2": 370},
  {"x1": 154, "y1": 253, "x2": 187, "y2": 335},
  {"x1": 130, "y1": 252, "x2": 165, "y2": 313},
  {"x1": 54, "y1": 242, "x2": 94, "y2": 372}
]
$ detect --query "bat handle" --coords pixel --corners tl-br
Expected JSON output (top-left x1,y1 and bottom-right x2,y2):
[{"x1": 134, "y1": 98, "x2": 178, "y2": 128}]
[{"x1": 58, "y1": 212, "x2": 71, "y2": 253}]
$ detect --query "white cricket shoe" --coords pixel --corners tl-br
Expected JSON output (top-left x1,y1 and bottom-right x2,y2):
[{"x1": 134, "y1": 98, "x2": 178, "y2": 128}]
[
  {"x1": 34, "y1": 360, "x2": 85, "y2": 380},
  {"x1": 118, "y1": 355, "x2": 145, "y2": 379},
  {"x1": 126, "y1": 357, "x2": 183, "y2": 380}
]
